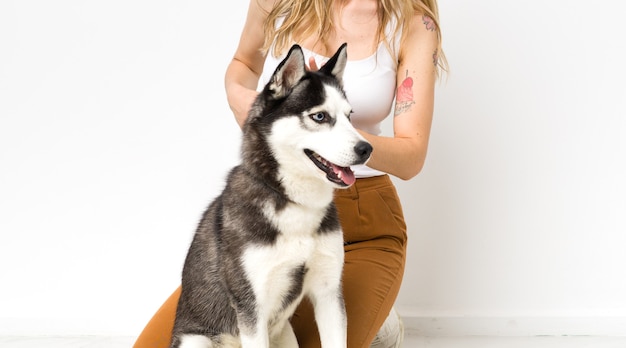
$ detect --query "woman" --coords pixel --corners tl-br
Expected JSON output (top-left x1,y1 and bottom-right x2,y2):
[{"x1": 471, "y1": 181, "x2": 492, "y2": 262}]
[{"x1": 134, "y1": 0, "x2": 446, "y2": 347}]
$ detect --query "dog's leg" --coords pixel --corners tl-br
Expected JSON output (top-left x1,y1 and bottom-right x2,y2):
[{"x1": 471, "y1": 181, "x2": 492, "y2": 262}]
[
  {"x1": 271, "y1": 321, "x2": 299, "y2": 348},
  {"x1": 239, "y1": 331, "x2": 269, "y2": 348},
  {"x1": 238, "y1": 316, "x2": 270, "y2": 348},
  {"x1": 311, "y1": 289, "x2": 347, "y2": 348},
  {"x1": 308, "y1": 233, "x2": 347, "y2": 348},
  {"x1": 177, "y1": 334, "x2": 213, "y2": 348}
]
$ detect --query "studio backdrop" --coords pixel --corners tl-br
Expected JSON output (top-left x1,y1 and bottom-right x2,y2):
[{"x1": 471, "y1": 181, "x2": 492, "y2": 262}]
[{"x1": 1, "y1": 0, "x2": 625, "y2": 337}]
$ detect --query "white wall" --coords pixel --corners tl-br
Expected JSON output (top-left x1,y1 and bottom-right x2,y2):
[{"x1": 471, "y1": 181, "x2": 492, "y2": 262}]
[
  {"x1": 1, "y1": 0, "x2": 625, "y2": 338},
  {"x1": 393, "y1": 0, "x2": 626, "y2": 336}
]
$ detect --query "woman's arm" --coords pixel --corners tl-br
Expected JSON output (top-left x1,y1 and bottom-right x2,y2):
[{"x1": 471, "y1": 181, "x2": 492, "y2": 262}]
[
  {"x1": 224, "y1": 0, "x2": 275, "y2": 128},
  {"x1": 360, "y1": 13, "x2": 439, "y2": 180}
]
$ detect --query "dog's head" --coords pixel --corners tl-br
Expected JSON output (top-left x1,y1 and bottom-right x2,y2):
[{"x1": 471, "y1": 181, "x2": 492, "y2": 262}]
[{"x1": 243, "y1": 44, "x2": 372, "y2": 192}]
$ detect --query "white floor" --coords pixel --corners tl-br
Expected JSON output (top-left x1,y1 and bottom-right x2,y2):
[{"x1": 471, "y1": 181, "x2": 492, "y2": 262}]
[
  {"x1": 2, "y1": 335, "x2": 626, "y2": 347},
  {"x1": 405, "y1": 335, "x2": 626, "y2": 348}
]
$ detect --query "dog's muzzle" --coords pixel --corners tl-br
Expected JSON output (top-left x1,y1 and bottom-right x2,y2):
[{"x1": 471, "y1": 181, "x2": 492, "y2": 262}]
[{"x1": 304, "y1": 141, "x2": 372, "y2": 187}]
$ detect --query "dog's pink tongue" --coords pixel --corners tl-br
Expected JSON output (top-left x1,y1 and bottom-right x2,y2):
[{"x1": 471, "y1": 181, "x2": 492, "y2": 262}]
[{"x1": 332, "y1": 164, "x2": 356, "y2": 186}]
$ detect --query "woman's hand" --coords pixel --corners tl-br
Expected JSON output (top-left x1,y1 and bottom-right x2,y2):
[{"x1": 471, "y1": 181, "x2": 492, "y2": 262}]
[
  {"x1": 229, "y1": 57, "x2": 318, "y2": 128},
  {"x1": 307, "y1": 56, "x2": 319, "y2": 71}
]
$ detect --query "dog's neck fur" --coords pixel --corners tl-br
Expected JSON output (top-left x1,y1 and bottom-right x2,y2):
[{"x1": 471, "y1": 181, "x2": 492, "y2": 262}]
[
  {"x1": 239, "y1": 138, "x2": 335, "y2": 210},
  {"x1": 280, "y1": 174, "x2": 335, "y2": 209}
]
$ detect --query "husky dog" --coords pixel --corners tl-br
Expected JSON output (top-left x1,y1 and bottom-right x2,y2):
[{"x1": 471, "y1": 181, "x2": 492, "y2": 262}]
[{"x1": 170, "y1": 43, "x2": 372, "y2": 348}]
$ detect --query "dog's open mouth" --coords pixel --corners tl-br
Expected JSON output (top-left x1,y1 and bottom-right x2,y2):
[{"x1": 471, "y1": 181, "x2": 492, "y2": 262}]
[{"x1": 304, "y1": 149, "x2": 355, "y2": 186}]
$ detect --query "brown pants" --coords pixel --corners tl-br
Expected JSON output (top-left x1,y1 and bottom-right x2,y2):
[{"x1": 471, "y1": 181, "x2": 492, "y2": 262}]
[{"x1": 134, "y1": 175, "x2": 407, "y2": 348}]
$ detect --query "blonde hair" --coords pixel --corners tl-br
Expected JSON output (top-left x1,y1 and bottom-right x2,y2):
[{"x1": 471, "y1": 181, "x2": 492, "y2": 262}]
[{"x1": 261, "y1": 0, "x2": 448, "y2": 76}]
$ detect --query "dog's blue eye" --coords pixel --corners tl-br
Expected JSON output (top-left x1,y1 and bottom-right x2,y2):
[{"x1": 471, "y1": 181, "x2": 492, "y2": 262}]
[{"x1": 310, "y1": 112, "x2": 328, "y2": 123}]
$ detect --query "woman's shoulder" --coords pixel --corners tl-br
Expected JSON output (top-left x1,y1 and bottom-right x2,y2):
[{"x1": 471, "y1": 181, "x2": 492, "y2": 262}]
[{"x1": 397, "y1": 11, "x2": 440, "y2": 62}]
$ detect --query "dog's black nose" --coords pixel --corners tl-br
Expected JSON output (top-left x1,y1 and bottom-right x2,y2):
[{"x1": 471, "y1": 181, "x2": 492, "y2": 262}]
[{"x1": 354, "y1": 141, "x2": 373, "y2": 161}]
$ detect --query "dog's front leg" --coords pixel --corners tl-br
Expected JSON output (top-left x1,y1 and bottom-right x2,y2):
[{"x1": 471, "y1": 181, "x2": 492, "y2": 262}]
[
  {"x1": 238, "y1": 314, "x2": 270, "y2": 348},
  {"x1": 309, "y1": 234, "x2": 347, "y2": 348},
  {"x1": 240, "y1": 333, "x2": 269, "y2": 348},
  {"x1": 271, "y1": 321, "x2": 298, "y2": 347},
  {"x1": 310, "y1": 288, "x2": 347, "y2": 348}
]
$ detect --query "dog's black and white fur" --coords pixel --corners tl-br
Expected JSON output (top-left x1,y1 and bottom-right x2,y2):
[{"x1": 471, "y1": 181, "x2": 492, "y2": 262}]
[{"x1": 170, "y1": 43, "x2": 372, "y2": 348}]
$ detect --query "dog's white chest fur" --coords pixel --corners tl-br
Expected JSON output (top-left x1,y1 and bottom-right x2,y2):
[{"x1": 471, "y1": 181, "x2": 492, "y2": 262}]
[
  {"x1": 262, "y1": 201, "x2": 328, "y2": 236},
  {"x1": 241, "y1": 202, "x2": 344, "y2": 327}
]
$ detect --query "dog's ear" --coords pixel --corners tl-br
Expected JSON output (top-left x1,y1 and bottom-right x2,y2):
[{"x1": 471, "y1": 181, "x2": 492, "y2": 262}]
[
  {"x1": 267, "y1": 44, "x2": 306, "y2": 99},
  {"x1": 319, "y1": 43, "x2": 347, "y2": 83}
]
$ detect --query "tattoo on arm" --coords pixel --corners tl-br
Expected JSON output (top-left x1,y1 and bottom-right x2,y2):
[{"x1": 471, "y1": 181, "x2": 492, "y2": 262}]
[
  {"x1": 395, "y1": 70, "x2": 415, "y2": 116},
  {"x1": 395, "y1": 17, "x2": 437, "y2": 116},
  {"x1": 422, "y1": 15, "x2": 437, "y2": 32}
]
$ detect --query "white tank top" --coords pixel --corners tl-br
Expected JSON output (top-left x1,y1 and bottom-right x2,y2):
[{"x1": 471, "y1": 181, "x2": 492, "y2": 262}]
[{"x1": 259, "y1": 22, "x2": 399, "y2": 178}]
